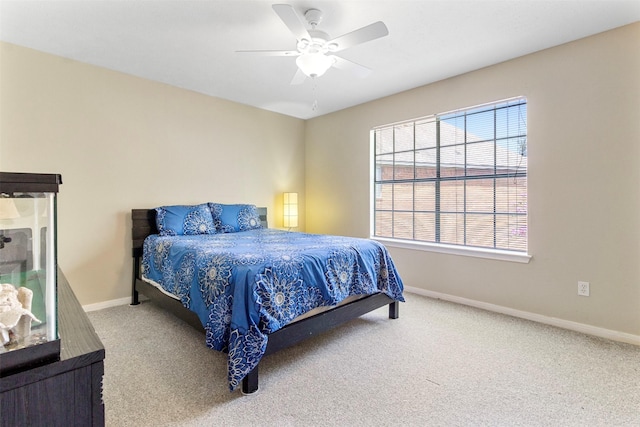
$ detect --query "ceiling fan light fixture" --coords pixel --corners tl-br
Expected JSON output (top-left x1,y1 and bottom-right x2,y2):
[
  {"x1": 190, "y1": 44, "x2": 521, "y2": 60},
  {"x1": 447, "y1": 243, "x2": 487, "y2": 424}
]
[{"x1": 296, "y1": 53, "x2": 333, "y2": 78}]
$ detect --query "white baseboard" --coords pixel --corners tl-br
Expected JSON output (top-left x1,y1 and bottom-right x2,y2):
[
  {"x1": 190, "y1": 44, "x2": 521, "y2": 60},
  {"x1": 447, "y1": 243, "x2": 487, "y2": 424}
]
[
  {"x1": 83, "y1": 296, "x2": 131, "y2": 312},
  {"x1": 405, "y1": 286, "x2": 640, "y2": 346},
  {"x1": 83, "y1": 287, "x2": 640, "y2": 346}
]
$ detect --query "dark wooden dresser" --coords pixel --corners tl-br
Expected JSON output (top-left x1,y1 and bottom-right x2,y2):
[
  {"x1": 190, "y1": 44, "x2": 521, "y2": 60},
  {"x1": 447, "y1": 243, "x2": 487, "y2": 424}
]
[{"x1": 0, "y1": 270, "x2": 105, "y2": 426}]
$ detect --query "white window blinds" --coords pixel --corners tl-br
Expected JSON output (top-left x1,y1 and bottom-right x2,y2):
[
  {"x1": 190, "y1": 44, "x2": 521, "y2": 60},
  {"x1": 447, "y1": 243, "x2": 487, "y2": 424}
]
[{"x1": 373, "y1": 97, "x2": 527, "y2": 252}]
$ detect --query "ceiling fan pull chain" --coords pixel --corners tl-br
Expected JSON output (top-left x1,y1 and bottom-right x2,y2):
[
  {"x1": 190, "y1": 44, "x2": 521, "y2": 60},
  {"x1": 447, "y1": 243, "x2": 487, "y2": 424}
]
[{"x1": 311, "y1": 78, "x2": 318, "y2": 111}]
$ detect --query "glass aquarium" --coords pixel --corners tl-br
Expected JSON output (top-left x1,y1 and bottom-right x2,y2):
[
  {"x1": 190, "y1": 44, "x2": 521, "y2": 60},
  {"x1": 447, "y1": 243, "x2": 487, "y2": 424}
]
[{"x1": 0, "y1": 172, "x2": 62, "y2": 375}]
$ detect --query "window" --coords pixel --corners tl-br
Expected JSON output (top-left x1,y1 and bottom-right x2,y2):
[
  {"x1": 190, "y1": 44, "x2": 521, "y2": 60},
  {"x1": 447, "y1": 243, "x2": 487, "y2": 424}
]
[{"x1": 372, "y1": 97, "x2": 527, "y2": 255}]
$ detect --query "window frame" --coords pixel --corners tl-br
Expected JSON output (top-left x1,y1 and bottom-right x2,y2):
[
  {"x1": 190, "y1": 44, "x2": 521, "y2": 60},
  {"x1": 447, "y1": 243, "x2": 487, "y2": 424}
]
[{"x1": 370, "y1": 97, "x2": 531, "y2": 263}]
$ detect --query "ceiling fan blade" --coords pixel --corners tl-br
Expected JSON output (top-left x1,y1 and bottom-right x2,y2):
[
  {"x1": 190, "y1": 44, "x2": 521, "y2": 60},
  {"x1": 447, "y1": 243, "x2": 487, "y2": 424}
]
[
  {"x1": 330, "y1": 55, "x2": 372, "y2": 78},
  {"x1": 290, "y1": 68, "x2": 307, "y2": 85},
  {"x1": 272, "y1": 4, "x2": 312, "y2": 42},
  {"x1": 328, "y1": 21, "x2": 389, "y2": 52},
  {"x1": 236, "y1": 50, "x2": 300, "y2": 57}
]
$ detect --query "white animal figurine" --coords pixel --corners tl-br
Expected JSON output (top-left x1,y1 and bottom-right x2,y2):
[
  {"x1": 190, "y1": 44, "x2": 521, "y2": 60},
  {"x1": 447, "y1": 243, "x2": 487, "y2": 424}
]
[{"x1": 0, "y1": 283, "x2": 41, "y2": 345}]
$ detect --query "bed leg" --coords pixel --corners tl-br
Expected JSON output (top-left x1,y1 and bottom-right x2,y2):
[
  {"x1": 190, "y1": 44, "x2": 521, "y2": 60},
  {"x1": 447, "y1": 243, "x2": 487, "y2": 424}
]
[
  {"x1": 389, "y1": 301, "x2": 399, "y2": 319},
  {"x1": 131, "y1": 258, "x2": 140, "y2": 305},
  {"x1": 242, "y1": 366, "x2": 259, "y2": 394}
]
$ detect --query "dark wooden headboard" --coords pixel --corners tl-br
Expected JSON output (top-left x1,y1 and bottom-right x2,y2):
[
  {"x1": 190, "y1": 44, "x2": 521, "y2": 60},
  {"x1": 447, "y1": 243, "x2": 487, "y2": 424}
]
[
  {"x1": 131, "y1": 209, "x2": 158, "y2": 257},
  {"x1": 131, "y1": 207, "x2": 268, "y2": 257}
]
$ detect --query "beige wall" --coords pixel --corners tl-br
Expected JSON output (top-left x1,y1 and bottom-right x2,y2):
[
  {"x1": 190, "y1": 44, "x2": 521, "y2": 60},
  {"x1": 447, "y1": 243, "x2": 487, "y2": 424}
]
[
  {"x1": 305, "y1": 23, "x2": 640, "y2": 336},
  {"x1": 0, "y1": 42, "x2": 306, "y2": 305}
]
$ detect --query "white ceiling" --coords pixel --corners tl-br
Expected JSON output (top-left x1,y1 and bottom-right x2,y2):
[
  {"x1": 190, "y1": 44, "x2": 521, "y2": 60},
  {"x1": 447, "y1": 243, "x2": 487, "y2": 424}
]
[{"x1": 1, "y1": 0, "x2": 639, "y2": 119}]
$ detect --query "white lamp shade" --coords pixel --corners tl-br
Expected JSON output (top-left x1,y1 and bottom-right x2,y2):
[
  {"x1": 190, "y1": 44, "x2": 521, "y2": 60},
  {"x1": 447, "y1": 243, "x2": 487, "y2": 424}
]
[
  {"x1": 283, "y1": 192, "x2": 298, "y2": 228},
  {"x1": 296, "y1": 53, "x2": 333, "y2": 78}
]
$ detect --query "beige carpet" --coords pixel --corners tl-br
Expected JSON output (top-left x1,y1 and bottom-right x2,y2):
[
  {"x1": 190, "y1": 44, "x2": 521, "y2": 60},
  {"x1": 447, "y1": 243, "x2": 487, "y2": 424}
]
[{"x1": 88, "y1": 293, "x2": 640, "y2": 426}]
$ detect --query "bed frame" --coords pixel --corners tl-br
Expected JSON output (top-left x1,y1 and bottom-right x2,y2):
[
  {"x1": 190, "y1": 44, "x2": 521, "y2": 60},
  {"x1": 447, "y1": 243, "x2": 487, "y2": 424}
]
[{"x1": 131, "y1": 207, "x2": 399, "y2": 394}]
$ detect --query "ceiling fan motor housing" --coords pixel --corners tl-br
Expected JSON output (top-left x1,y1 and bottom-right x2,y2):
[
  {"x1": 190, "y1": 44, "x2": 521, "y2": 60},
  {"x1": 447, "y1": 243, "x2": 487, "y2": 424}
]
[{"x1": 297, "y1": 29, "x2": 335, "y2": 54}]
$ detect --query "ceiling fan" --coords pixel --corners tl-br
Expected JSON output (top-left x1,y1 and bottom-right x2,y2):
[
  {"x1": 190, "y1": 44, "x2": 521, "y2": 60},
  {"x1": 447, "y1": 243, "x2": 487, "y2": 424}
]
[{"x1": 237, "y1": 4, "x2": 389, "y2": 84}]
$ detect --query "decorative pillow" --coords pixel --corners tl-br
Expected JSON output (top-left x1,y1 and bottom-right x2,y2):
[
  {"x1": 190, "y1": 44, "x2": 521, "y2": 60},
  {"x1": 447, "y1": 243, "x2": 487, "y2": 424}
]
[
  {"x1": 208, "y1": 203, "x2": 262, "y2": 233},
  {"x1": 155, "y1": 204, "x2": 216, "y2": 236}
]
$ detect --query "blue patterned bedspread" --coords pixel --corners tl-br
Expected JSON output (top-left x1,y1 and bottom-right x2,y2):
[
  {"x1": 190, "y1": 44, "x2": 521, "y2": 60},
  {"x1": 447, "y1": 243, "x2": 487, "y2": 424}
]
[{"x1": 141, "y1": 228, "x2": 404, "y2": 390}]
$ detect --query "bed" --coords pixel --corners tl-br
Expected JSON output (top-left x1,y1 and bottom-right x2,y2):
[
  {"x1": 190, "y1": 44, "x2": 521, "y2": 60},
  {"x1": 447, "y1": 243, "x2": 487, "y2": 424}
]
[{"x1": 131, "y1": 204, "x2": 404, "y2": 394}]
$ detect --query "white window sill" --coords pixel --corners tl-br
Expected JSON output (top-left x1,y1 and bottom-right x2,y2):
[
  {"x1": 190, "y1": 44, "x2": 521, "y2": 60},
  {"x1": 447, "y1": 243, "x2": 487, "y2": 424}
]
[{"x1": 372, "y1": 237, "x2": 532, "y2": 263}]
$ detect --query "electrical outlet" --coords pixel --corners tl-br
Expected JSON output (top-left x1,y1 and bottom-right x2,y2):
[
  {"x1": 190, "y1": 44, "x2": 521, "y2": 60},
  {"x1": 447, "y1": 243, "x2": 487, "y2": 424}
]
[{"x1": 578, "y1": 281, "x2": 590, "y2": 297}]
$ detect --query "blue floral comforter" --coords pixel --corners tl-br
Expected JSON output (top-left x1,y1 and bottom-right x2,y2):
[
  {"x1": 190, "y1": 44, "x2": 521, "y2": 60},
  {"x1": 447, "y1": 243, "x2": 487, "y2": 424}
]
[{"x1": 141, "y1": 228, "x2": 404, "y2": 390}]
